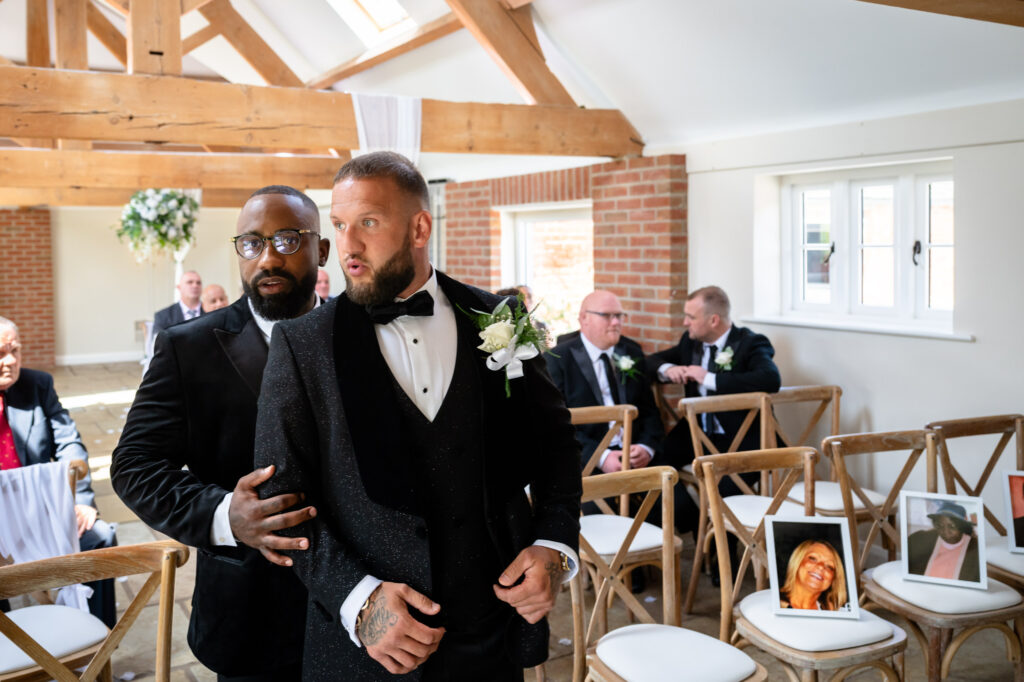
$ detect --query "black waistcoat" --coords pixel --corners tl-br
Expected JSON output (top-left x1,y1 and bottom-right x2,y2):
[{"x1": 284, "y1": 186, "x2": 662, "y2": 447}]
[{"x1": 390, "y1": 335, "x2": 504, "y2": 634}]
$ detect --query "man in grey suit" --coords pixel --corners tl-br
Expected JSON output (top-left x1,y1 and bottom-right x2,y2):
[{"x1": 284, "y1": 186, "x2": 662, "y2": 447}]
[
  {"x1": 255, "y1": 152, "x2": 581, "y2": 680},
  {"x1": 0, "y1": 316, "x2": 116, "y2": 627},
  {"x1": 152, "y1": 269, "x2": 204, "y2": 334}
]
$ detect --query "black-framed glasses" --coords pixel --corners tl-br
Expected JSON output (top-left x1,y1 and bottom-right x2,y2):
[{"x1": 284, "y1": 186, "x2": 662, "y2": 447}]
[
  {"x1": 585, "y1": 310, "x2": 628, "y2": 322},
  {"x1": 231, "y1": 229, "x2": 319, "y2": 260}
]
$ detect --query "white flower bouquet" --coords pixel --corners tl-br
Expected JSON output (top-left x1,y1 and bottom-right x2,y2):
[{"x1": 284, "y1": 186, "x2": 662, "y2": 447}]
[
  {"x1": 463, "y1": 296, "x2": 549, "y2": 397},
  {"x1": 117, "y1": 189, "x2": 199, "y2": 262}
]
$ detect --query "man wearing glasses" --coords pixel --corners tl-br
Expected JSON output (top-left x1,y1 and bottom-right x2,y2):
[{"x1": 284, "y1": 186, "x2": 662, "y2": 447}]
[{"x1": 112, "y1": 186, "x2": 329, "y2": 681}]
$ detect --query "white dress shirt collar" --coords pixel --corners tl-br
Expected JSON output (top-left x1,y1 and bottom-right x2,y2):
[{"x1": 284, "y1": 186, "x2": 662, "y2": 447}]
[
  {"x1": 247, "y1": 295, "x2": 321, "y2": 345},
  {"x1": 579, "y1": 332, "x2": 614, "y2": 363},
  {"x1": 178, "y1": 300, "x2": 201, "y2": 320},
  {"x1": 707, "y1": 325, "x2": 732, "y2": 352}
]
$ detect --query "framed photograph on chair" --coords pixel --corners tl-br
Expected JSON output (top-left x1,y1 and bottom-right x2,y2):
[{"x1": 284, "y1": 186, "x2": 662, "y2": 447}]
[
  {"x1": 900, "y1": 490, "x2": 987, "y2": 589},
  {"x1": 1002, "y1": 471, "x2": 1024, "y2": 554},
  {"x1": 766, "y1": 516, "x2": 859, "y2": 619}
]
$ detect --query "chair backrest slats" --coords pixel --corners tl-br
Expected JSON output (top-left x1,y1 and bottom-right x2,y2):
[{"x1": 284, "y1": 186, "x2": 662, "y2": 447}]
[
  {"x1": 571, "y1": 404, "x2": 639, "y2": 515},
  {"x1": 679, "y1": 392, "x2": 772, "y2": 494}
]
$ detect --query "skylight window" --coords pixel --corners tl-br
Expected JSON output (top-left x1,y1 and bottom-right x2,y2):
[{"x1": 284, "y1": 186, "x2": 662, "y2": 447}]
[{"x1": 327, "y1": 0, "x2": 415, "y2": 46}]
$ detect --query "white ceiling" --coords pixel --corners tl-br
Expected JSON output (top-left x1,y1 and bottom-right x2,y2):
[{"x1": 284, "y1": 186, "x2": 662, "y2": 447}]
[{"x1": 2, "y1": 0, "x2": 1023, "y2": 180}]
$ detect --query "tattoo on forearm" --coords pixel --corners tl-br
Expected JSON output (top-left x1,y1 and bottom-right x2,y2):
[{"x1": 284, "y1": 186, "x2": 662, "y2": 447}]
[{"x1": 358, "y1": 592, "x2": 399, "y2": 646}]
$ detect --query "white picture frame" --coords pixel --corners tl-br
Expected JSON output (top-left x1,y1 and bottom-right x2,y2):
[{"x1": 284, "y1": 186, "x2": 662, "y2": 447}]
[
  {"x1": 766, "y1": 516, "x2": 859, "y2": 619},
  {"x1": 900, "y1": 490, "x2": 987, "y2": 589},
  {"x1": 1002, "y1": 471, "x2": 1024, "y2": 554}
]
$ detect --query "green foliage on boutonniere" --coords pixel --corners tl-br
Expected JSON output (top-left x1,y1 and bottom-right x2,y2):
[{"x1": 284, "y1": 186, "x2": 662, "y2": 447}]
[
  {"x1": 714, "y1": 346, "x2": 735, "y2": 372},
  {"x1": 458, "y1": 295, "x2": 548, "y2": 397}
]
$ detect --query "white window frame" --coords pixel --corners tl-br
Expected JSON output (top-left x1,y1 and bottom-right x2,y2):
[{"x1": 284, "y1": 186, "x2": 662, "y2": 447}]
[
  {"x1": 495, "y1": 200, "x2": 593, "y2": 287},
  {"x1": 779, "y1": 161, "x2": 953, "y2": 333}
]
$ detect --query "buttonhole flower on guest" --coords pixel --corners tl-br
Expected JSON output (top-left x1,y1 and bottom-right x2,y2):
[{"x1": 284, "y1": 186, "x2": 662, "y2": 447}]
[
  {"x1": 612, "y1": 353, "x2": 641, "y2": 381},
  {"x1": 715, "y1": 346, "x2": 734, "y2": 372},
  {"x1": 460, "y1": 295, "x2": 549, "y2": 398}
]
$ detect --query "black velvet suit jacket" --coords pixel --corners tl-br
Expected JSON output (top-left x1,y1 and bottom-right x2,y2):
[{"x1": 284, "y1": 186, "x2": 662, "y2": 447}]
[
  {"x1": 646, "y1": 325, "x2": 781, "y2": 453},
  {"x1": 4, "y1": 368, "x2": 94, "y2": 507},
  {"x1": 254, "y1": 272, "x2": 581, "y2": 680},
  {"x1": 545, "y1": 334, "x2": 663, "y2": 471},
  {"x1": 110, "y1": 296, "x2": 306, "y2": 676}
]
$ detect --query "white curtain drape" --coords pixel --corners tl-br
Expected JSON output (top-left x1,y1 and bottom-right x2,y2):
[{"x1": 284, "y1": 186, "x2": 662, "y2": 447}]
[
  {"x1": 0, "y1": 461, "x2": 91, "y2": 611},
  {"x1": 351, "y1": 93, "x2": 423, "y2": 166}
]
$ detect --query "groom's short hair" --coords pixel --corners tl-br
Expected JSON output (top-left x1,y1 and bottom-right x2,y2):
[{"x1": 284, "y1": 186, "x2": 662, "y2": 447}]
[
  {"x1": 687, "y1": 285, "x2": 731, "y2": 322},
  {"x1": 333, "y1": 151, "x2": 430, "y2": 210}
]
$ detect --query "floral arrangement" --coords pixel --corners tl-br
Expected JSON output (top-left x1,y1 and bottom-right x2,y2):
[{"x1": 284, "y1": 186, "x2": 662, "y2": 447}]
[
  {"x1": 715, "y1": 346, "x2": 735, "y2": 372},
  {"x1": 117, "y1": 189, "x2": 199, "y2": 262},
  {"x1": 465, "y1": 297, "x2": 548, "y2": 397},
  {"x1": 612, "y1": 352, "x2": 641, "y2": 381}
]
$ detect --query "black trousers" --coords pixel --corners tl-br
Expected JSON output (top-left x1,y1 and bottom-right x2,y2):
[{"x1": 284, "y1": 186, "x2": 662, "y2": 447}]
[{"x1": 420, "y1": 610, "x2": 520, "y2": 682}]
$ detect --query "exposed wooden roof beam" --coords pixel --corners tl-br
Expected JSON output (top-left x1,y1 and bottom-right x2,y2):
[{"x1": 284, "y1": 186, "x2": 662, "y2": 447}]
[
  {"x1": 55, "y1": 0, "x2": 91, "y2": 151},
  {"x1": 444, "y1": 0, "x2": 573, "y2": 106},
  {"x1": 499, "y1": 0, "x2": 536, "y2": 9},
  {"x1": 102, "y1": 0, "x2": 217, "y2": 16},
  {"x1": 0, "y1": 149, "x2": 342, "y2": 189},
  {"x1": 26, "y1": 0, "x2": 50, "y2": 68},
  {"x1": 0, "y1": 66, "x2": 644, "y2": 157},
  {"x1": 857, "y1": 0, "x2": 1024, "y2": 28},
  {"x1": 128, "y1": 0, "x2": 183, "y2": 75},
  {"x1": 0, "y1": 187, "x2": 253, "y2": 208},
  {"x1": 183, "y1": 23, "x2": 220, "y2": 53},
  {"x1": 307, "y1": 12, "x2": 462, "y2": 90},
  {"x1": 87, "y1": 1, "x2": 127, "y2": 67},
  {"x1": 198, "y1": 0, "x2": 303, "y2": 87}
]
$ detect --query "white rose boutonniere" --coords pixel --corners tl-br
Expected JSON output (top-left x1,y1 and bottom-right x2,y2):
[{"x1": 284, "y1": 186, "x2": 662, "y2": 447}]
[
  {"x1": 714, "y1": 346, "x2": 735, "y2": 372},
  {"x1": 461, "y1": 296, "x2": 548, "y2": 397},
  {"x1": 612, "y1": 353, "x2": 641, "y2": 381}
]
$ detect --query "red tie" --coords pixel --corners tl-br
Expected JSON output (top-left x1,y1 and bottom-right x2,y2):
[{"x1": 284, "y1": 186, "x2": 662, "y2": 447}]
[{"x1": 0, "y1": 393, "x2": 21, "y2": 470}]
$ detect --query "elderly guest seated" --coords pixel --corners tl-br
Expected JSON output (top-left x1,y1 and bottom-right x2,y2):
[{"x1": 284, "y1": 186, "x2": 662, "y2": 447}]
[
  {"x1": 779, "y1": 539, "x2": 848, "y2": 611},
  {"x1": 0, "y1": 316, "x2": 117, "y2": 627}
]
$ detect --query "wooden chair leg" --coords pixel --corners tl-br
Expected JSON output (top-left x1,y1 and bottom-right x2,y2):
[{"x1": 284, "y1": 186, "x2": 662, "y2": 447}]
[
  {"x1": 684, "y1": 488, "x2": 710, "y2": 613},
  {"x1": 798, "y1": 668, "x2": 817, "y2": 682},
  {"x1": 925, "y1": 626, "x2": 943, "y2": 682}
]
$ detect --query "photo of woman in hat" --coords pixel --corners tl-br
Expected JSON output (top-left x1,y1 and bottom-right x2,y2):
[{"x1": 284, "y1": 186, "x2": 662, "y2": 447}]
[{"x1": 905, "y1": 498, "x2": 981, "y2": 583}]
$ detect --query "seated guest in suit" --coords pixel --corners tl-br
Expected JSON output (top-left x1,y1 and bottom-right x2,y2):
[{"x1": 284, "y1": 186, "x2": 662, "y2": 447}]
[
  {"x1": 315, "y1": 268, "x2": 333, "y2": 301},
  {"x1": 907, "y1": 502, "x2": 980, "y2": 582},
  {"x1": 152, "y1": 269, "x2": 204, "y2": 336},
  {"x1": 0, "y1": 316, "x2": 117, "y2": 628},
  {"x1": 201, "y1": 283, "x2": 230, "y2": 313},
  {"x1": 646, "y1": 285, "x2": 781, "y2": 531}
]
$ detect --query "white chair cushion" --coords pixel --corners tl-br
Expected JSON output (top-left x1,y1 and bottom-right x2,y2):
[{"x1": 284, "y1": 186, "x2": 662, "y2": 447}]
[
  {"x1": 580, "y1": 515, "x2": 664, "y2": 555},
  {"x1": 869, "y1": 561, "x2": 1022, "y2": 614},
  {"x1": 0, "y1": 604, "x2": 108, "y2": 674},
  {"x1": 738, "y1": 590, "x2": 894, "y2": 652},
  {"x1": 724, "y1": 495, "x2": 807, "y2": 528},
  {"x1": 788, "y1": 481, "x2": 886, "y2": 512},
  {"x1": 987, "y1": 537, "x2": 1024, "y2": 576},
  {"x1": 596, "y1": 623, "x2": 757, "y2": 682}
]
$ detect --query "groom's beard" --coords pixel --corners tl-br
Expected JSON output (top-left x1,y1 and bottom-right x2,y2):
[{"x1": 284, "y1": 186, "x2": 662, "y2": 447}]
[
  {"x1": 344, "y1": 236, "x2": 415, "y2": 306},
  {"x1": 242, "y1": 268, "x2": 317, "y2": 320}
]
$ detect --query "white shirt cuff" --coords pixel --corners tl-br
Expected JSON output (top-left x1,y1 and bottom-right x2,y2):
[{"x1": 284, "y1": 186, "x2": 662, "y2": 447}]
[
  {"x1": 657, "y1": 363, "x2": 675, "y2": 382},
  {"x1": 340, "y1": 575, "x2": 383, "y2": 647},
  {"x1": 210, "y1": 492, "x2": 237, "y2": 547},
  {"x1": 702, "y1": 372, "x2": 717, "y2": 392},
  {"x1": 598, "y1": 448, "x2": 611, "y2": 468},
  {"x1": 637, "y1": 443, "x2": 654, "y2": 458},
  {"x1": 533, "y1": 540, "x2": 579, "y2": 582}
]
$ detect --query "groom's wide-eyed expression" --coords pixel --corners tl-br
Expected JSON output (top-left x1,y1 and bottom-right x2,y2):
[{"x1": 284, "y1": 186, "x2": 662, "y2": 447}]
[{"x1": 331, "y1": 176, "x2": 432, "y2": 306}]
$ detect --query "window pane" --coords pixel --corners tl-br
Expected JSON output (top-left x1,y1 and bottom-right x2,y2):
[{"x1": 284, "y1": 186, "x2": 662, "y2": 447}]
[
  {"x1": 861, "y1": 247, "x2": 894, "y2": 307},
  {"x1": 929, "y1": 246, "x2": 954, "y2": 311},
  {"x1": 929, "y1": 181, "x2": 954, "y2": 245},
  {"x1": 861, "y1": 185, "x2": 894, "y2": 246},
  {"x1": 803, "y1": 249, "x2": 831, "y2": 304},
  {"x1": 802, "y1": 190, "x2": 830, "y2": 245},
  {"x1": 522, "y1": 217, "x2": 594, "y2": 340}
]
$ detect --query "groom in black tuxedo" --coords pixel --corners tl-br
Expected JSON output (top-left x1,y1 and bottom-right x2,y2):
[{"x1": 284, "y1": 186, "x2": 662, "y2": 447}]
[{"x1": 255, "y1": 152, "x2": 581, "y2": 681}]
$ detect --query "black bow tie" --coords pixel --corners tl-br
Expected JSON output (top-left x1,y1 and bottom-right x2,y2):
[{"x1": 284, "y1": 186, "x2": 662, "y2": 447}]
[{"x1": 366, "y1": 290, "x2": 435, "y2": 325}]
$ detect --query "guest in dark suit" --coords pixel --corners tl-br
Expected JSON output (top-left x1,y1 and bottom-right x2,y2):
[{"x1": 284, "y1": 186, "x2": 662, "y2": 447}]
[
  {"x1": 546, "y1": 290, "x2": 663, "y2": 474},
  {"x1": 646, "y1": 286, "x2": 781, "y2": 530},
  {"x1": 111, "y1": 186, "x2": 331, "y2": 680},
  {"x1": 315, "y1": 269, "x2": 333, "y2": 302},
  {"x1": 152, "y1": 269, "x2": 205, "y2": 335},
  {"x1": 255, "y1": 152, "x2": 581, "y2": 681},
  {"x1": 0, "y1": 317, "x2": 117, "y2": 627}
]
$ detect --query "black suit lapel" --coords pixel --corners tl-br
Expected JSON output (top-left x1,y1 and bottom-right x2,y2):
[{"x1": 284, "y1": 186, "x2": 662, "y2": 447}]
[
  {"x1": 213, "y1": 299, "x2": 267, "y2": 397},
  {"x1": 569, "y1": 340, "x2": 603, "y2": 404}
]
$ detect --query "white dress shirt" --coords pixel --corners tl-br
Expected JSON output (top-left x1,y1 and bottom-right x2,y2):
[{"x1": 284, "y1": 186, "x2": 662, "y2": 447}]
[
  {"x1": 178, "y1": 300, "x2": 201, "y2": 321},
  {"x1": 579, "y1": 334, "x2": 654, "y2": 467}
]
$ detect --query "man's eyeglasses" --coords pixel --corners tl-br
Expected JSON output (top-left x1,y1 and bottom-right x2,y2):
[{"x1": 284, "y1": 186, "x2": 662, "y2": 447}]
[
  {"x1": 585, "y1": 310, "x2": 628, "y2": 322},
  {"x1": 231, "y1": 229, "x2": 319, "y2": 260}
]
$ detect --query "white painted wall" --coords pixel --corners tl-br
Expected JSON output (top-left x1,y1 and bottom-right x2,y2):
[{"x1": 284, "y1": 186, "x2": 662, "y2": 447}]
[{"x1": 680, "y1": 98, "x2": 1024, "y2": 524}]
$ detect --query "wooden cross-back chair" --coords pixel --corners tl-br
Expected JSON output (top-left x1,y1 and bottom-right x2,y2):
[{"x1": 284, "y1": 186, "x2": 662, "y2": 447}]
[
  {"x1": 0, "y1": 540, "x2": 189, "y2": 682},
  {"x1": 652, "y1": 382, "x2": 682, "y2": 434},
  {"x1": 676, "y1": 392, "x2": 796, "y2": 613},
  {"x1": 569, "y1": 405, "x2": 638, "y2": 516},
  {"x1": 702, "y1": 446, "x2": 908, "y2": 682},
  {"x1": 827, "y1": 430, "x2": 1024, "y2": 682},
  {"x1": 571, "y1": 466, "x2": 766, "y2": 682},
  {"x1": 927, "y1": 414, "x2": 1024, "y2": 592}
]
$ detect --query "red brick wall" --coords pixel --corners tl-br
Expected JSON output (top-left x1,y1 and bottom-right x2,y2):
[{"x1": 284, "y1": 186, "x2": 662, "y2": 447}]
[
  {"x1": 443, "y1": 156, "x2": 687, "y2": 353},
  {"x1": 0, "y1": 208, "x2": 55, "y2": 368}
]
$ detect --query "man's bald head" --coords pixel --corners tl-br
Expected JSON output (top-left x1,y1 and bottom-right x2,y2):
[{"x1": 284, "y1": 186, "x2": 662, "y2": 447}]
[
  {"x1": 578, "y1": 290, "x2": 625, "y2": 350},
  {"x1": 201, "y1": 284, "x2": 229, "y2": 313}
]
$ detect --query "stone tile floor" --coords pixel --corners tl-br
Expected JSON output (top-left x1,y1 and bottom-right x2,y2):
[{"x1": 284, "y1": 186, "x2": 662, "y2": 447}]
[{"x1": 23, "y1": 362, "x2": 1016, "y2": 680}]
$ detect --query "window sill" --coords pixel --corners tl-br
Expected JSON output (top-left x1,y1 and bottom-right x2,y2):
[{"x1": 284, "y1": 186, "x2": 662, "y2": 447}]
[{"x1": 742, "y1": 316, "x2": 974, "y2": 342}]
